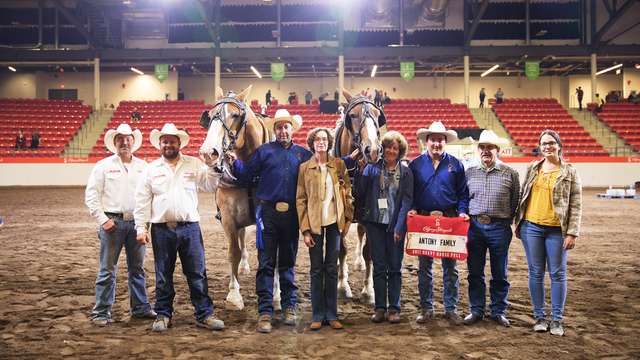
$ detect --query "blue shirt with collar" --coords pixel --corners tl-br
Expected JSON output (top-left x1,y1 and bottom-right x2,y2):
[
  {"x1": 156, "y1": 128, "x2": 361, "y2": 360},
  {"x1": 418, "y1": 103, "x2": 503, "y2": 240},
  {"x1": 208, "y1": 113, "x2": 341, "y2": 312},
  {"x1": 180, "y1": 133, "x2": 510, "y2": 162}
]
[
  {"x1": 409, "y1": 152, "x2": 469, "y2": 215},
  {"x1": 233, "y1": 141, "x2": 312, "y2": 204}
]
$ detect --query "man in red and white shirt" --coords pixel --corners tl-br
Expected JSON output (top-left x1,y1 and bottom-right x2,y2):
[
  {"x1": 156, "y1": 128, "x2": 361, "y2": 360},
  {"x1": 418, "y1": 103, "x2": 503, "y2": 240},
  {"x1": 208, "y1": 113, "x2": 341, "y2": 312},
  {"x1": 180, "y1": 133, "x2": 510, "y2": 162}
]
[
  {"x1": 85, "y1": 123, "x2": 155, "y2": 326},
  {"x1": 134, "y1": 123, "x2": 223, "y2": 332}
]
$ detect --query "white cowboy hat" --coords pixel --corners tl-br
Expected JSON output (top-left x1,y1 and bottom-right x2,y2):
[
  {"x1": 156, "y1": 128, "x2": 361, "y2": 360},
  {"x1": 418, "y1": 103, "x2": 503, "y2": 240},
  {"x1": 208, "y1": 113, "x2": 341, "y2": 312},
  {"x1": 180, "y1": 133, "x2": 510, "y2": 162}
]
[
  {"x1": 149, "y1": 123, "x2": 190, "y2": 150},
  {"x1": 416, "y1": 121, "x2": 458, "y2": 143},
  {"x1": 477, "y1": 129, "x2": 509, "y2": 149},
  {"x1": 104, "y1": 123, "x2": 142, "y2": 154},
  {"x1": 265, "y1": 109, "x2": 302, "y2": 132}
]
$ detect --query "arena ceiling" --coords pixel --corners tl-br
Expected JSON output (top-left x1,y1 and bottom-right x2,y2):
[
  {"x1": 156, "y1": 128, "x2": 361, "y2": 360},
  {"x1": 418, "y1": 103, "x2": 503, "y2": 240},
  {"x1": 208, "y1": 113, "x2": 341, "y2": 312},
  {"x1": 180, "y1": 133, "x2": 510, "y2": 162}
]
[{"x1": 0, "y1": 0, "x2": 639, "y2": 77}]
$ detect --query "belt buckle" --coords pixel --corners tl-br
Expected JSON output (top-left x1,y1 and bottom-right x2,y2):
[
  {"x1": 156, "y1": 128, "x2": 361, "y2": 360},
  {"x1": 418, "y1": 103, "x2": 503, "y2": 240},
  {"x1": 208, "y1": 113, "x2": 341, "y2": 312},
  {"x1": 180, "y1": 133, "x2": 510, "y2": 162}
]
[
  {"x1": 166, "y1": 222, "x2": 177, "y2": 230},
  {"x1": 477, "y1": 215, "x2": 491, "y2": 224},
  {"x1": 429, "y1": 210, "x2": 444, "y2": 217},
  {"x1": 275, "y1": 202, "x2": 289, "y2": 212},
  {"x1": 123, "y1": 213, "x2": 133, "y2": 221}
]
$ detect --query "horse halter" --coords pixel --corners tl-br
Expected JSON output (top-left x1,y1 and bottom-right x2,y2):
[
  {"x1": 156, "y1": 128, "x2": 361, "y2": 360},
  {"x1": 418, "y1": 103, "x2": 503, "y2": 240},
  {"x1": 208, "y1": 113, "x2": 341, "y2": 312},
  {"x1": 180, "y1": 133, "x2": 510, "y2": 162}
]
[
  {"x1": 201, "y1": 96, "x2": 248, "y2": 155},
  {"x1": 344, "y1": 96, "x2": 386, "y2": 160}
]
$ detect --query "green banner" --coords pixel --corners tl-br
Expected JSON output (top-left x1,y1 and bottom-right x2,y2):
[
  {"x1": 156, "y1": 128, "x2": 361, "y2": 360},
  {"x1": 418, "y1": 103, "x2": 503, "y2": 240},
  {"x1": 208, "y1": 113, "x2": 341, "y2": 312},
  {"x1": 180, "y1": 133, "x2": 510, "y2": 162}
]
[
  {"x1": 271, "y1": 63, "x2": 285, "y2": 81},
  {"x1": 525, "y1": 61, "x2": 540, "y2": 80},
  {"x1": 155, "y1": 64, "x2": 169, "y2": 83},
  {"x1": 400, "y1": 62, "x2": 414, "y2": 81}
]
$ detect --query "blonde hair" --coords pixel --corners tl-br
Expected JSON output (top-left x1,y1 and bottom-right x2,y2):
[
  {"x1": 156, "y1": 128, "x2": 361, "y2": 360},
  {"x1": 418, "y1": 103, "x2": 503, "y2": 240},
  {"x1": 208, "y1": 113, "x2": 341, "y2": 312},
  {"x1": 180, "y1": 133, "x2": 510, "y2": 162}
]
[{"x1": 381, "y1": 130, "x2": 409, "y2": 159}]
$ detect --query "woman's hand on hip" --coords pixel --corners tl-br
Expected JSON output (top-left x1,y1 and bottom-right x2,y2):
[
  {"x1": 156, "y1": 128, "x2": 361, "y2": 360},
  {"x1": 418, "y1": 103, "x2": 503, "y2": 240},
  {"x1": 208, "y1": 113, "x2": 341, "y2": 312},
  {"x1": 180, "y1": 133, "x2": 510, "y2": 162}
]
[{"x1": 563, "y1": 235, "x2": 577, "y2": 250}]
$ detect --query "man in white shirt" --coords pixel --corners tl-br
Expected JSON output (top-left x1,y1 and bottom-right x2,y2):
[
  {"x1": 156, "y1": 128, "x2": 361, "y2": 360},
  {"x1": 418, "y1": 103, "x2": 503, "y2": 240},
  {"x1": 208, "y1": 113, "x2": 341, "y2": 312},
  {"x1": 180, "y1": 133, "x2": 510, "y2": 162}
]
[
  {"x1": 134, "y1": 123, "x2": 224, "y2": 332},
  {"x1": 85, "y1": 123, "x2": 155, "y2": 326}
]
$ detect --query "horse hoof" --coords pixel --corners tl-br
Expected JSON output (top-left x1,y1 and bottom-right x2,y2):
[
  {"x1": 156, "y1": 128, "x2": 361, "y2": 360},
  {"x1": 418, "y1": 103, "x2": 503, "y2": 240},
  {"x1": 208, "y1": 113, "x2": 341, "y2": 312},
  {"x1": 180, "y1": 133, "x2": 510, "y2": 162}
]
[
  {"x1": 361, "y1": 289, "x2": 375, "y2": 305},
  {"x1": 338, "y1": 286, "x2": 353, "y2": 299},
  {"x1": 273, "y1": 301, "x2": 282, "y2": 312},
  {"x1": 238, "y1": 262, "x2": 251, "y2": 275},
  {"x1": 225, "y1": 292, "x2": 245, "y2": 310}
]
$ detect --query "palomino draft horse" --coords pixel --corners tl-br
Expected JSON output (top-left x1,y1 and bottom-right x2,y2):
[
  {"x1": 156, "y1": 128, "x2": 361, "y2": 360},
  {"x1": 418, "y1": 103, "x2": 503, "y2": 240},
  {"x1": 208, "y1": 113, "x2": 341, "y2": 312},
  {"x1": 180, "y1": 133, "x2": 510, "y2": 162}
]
[
  {"x1": 199, "y1": 85, "x2": 279, "y2": 310},
  {"x1": 334, "y1": 90, "x2": 386, "y2": 304}
]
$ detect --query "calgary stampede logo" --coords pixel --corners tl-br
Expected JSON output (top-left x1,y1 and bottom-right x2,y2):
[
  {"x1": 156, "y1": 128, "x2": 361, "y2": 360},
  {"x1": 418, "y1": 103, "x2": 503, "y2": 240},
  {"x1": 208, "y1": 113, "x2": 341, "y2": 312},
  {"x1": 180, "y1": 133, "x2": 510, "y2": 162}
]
[{"x1": 421, "y1": 218, "x2": 454, "y2": 234}]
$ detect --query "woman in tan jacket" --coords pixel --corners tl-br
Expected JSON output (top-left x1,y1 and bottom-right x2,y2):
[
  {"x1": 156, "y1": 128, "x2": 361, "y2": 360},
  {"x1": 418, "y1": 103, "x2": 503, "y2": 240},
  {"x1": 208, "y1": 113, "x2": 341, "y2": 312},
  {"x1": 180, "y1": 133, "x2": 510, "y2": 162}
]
[
  {"x1": 296, "y1": 127, "x2": 354, "y2": 331},
  {"x1": 515, "y1": 129, "x2": 582, "y2": 337}
]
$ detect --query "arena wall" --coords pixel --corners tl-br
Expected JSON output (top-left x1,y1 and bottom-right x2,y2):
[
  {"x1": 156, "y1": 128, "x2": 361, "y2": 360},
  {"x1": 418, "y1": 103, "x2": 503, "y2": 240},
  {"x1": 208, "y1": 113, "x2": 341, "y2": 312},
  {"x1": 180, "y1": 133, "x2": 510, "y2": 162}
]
[{"x1": 1, "y1": 159, "x2": 638, "y2": 188}]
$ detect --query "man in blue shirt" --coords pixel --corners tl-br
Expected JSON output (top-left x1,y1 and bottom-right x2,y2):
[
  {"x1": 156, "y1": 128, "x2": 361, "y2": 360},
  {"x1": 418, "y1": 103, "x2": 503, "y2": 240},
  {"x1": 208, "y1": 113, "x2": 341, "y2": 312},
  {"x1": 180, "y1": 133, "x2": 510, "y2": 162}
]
[
  {"x1": 409, "y1": 121, "x2": 470, "y2": 326},
  {"x1": 231, "y1": 109, "x2": 312, "y2": 333}
]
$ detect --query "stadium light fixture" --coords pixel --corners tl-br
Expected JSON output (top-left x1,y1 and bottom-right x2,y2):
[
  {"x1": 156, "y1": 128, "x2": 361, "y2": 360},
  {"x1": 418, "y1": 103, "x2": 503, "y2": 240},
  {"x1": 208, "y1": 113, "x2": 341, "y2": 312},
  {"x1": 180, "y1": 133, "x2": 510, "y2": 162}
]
[
  {"x1": 370, "y1": 65, "x2": 378, "y2": 78},
  {"x1": 616, "y1": 69, "x2": 621, "y2": 75},
  {"x1": 251, "y1": 66, "x2": 262, "y2": 79},
  {"x1": 130, "y1": 67, "x2": 144, "y2": 75},
  {"x1": 635, "y1": 64, "x2": 640, "y2": 69},
  {"x1": 596, "y1": 63, "x2": 622, "y2": 76},
  {"x1": 481, "y1": 64, "x2": 499, "y2": 77},
  {"x1": 8, "y1": 66, "x2": 16, "y2": 72}
]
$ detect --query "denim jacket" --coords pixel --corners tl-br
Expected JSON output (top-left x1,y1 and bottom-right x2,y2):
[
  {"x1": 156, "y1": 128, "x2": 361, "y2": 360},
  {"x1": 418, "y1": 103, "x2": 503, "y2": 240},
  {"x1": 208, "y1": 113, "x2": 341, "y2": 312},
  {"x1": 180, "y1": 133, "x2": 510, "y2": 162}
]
[
  {"x1": 357, "y1": 159, "x2": 414, "y2": 236},
  {"x1": 515, "y1": 158, "x2": 582, "y2": 238}
]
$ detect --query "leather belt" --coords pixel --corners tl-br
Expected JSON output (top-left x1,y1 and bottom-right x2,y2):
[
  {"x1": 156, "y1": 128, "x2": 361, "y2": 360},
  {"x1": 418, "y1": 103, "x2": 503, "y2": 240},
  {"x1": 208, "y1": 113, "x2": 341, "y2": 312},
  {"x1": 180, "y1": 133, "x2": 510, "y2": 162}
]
[
  {"x1": 472, "y1": 215, "x2": 509, "y2": 225},
  {"x1": 105, "y1": 212, "x2": 134, "y2": 221},
  {"x1": 417, "y1": 209, "x2": 457, "y2": 218},
  {"x1": 259, "y1": 200, "x2": 291, "y2": 213}
]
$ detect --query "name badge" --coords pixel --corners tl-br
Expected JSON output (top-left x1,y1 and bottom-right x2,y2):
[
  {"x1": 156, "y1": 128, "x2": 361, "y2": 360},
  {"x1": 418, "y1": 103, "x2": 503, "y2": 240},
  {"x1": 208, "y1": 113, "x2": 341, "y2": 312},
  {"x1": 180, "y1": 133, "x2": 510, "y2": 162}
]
[{"x1": 378, "y1": 198, "x2": 388, "y2": 209}]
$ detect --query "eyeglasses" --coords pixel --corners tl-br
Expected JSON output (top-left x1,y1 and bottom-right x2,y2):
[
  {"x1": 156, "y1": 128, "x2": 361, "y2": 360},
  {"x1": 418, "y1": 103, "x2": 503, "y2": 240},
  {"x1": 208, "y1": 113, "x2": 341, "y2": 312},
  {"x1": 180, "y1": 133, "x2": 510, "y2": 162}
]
[
  {"x1": 540, "y1": 141, "x2": 558, "y2": 147},
  {"x1": 314, "y1": 137, "x2": 329, "y2": 143}
]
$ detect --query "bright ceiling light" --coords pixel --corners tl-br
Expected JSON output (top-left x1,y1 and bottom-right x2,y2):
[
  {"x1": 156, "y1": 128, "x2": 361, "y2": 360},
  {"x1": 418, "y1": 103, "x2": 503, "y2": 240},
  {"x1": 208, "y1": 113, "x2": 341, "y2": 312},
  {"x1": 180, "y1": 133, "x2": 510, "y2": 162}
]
[
  {"x1": 130, "y1": 67, "x2": 144, "y2": 75},
  {"x1": 596, "y1": 63, "x2": 622, "y2": 76},
  {"x1": 481, "y1": 64, "x2": 499, "y2": 77},
  {"x1": 635, "y1": 64, "x2": 640, "y2": 69},
  {"x1": 370, "y1": 64, "x2": 378, "y2": 78},
  {"x1": 8, "y1": 66, "x2": 16, "y2": 72},
  {"x1": 616, "y1": 68, "x2": 621, "y2": 75},
  {"x1": 251, "y1": 65, "x2": 262, "y2": 79}
]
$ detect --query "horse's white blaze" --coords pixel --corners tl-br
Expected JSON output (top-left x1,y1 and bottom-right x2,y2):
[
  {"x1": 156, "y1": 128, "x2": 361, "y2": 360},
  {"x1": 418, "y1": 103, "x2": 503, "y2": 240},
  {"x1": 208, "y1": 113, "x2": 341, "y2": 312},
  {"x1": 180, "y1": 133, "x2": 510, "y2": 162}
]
[
  {"x1": 199, "y1": 105, "x2": 227, "y2": 159},
  {"x1": 363, "y1": 116, "x2": 380, "y2": 162}
]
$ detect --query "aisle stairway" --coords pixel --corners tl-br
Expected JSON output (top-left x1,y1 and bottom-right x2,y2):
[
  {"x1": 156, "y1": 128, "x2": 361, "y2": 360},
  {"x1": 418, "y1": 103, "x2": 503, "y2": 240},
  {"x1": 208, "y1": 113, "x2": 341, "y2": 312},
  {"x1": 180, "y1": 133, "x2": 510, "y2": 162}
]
[
  {"x1": 470, "y1": 108, "x2": 523, "y2": 156},
  {"x1": 64, "y1": 110, "x2": 114, "y2": 158},
  {"x1": 567, "y1": 109, "x2": 635, "y2": 157}
]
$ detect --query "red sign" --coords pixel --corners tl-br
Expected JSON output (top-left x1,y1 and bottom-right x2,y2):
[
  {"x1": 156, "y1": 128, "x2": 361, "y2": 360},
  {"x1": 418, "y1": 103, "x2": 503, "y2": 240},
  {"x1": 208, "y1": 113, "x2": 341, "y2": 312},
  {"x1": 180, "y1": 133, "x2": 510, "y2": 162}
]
[{"x1": 406, "y1": 214, "x2": 470, "y2": 260}]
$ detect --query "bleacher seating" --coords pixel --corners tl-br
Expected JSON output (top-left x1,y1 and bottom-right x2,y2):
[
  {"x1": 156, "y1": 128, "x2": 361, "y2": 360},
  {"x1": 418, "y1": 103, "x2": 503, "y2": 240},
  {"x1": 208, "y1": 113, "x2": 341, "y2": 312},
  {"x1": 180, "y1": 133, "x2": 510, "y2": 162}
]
[
  {"x1": 272, "y1": 99, "x2": 478, "y2": 160},
  {"x1": 493, "y1": 98, "x2": 608, "y2": 156},
  {"x1": 90, "y1": 100, "x2": 209, "y2": 158},
  {"x1": 0, "y1": 98, "x2": 91, "y2": 157},
  {"x1": 596, "y1": 103, "x2": 640, "y2": 152}
]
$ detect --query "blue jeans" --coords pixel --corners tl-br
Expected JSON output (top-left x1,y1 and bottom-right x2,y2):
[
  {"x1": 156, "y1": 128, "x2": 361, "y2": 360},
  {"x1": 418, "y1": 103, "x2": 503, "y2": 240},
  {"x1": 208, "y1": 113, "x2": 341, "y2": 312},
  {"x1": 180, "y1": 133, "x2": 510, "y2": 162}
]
[
  {"x1": 467, "y1": 218, "x2": 512, "y2": 317},
  {"x1": 151, "y1": 222, "x2": 214, "y2": 322},
  {"x1": 366, "y1": 222, "x2": 404, "y2": 312},
  {"x1": 308, "y1": 224, "x2": 340, "y2": 322},
  {"x1": 418, "y1": 256, "x2": 459, "y2": 313},
  {"x1": 91, "y1": 218, "x2": 151, "y2": 320},
  {"x1": 519, "y1": 220, "x2": 567, "y2": 321},
  {"x1": 256, "y1": 205, "x2": 299, "y2": 315}
]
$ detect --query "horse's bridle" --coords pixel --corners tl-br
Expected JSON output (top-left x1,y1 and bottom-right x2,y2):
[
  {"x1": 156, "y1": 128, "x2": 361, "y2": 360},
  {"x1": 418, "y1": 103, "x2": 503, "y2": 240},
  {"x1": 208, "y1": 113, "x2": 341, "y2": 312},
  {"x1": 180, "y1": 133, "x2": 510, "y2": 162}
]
[
  {"x1": 201, "y1": 96, "x2": 248, "y2": 156},
  {"x1": 344, "y1": 96, "x2": 386, "y2": 162}
]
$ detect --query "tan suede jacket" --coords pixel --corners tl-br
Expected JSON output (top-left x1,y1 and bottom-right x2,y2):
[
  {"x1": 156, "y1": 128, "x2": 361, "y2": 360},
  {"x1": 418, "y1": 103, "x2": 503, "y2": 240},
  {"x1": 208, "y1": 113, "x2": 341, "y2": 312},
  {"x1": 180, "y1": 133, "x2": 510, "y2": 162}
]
[
  {"x1": 296, "y1": 156, "x2": 354, "y2": 235},
  {"x1": 515, "y1": 158, "x2": 582, "y2": 238}
]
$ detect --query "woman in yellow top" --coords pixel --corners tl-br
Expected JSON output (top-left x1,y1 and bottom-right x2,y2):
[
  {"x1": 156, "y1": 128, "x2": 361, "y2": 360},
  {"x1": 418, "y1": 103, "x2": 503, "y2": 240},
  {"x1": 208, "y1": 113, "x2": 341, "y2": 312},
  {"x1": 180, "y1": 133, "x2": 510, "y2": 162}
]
[
  {"x1": 515, "y1": 130, "x2": 582, "y2": 337},
  {"x1": 296, "y1": 127, "x2": 354, "y2": 331}
]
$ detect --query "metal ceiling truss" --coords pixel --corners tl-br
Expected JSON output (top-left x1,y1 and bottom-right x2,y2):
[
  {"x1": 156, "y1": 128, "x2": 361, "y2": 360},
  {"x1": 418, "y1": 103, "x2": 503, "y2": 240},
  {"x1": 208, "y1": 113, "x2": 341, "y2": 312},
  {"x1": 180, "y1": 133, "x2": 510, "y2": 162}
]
[
  {"x1": 593, "y1": 0, "x2": 637, "y2": 47},
  {"x1": 50, "y1": 0, "x2": 100, "y2": 48}
]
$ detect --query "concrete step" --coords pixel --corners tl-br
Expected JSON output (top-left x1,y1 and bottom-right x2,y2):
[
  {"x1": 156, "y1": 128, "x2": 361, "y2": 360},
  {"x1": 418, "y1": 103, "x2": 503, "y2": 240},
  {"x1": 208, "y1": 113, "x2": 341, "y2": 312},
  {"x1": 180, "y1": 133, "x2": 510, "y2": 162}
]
[
  {"x1": 567, "y1": 109, "x2": 636, "y2": 157},
  {"x1": 469, "y1": 108, "x2": 524, "y2": 156},
  {"x1": 64, "y1": 110, "x2": 114, "y2": 158}
]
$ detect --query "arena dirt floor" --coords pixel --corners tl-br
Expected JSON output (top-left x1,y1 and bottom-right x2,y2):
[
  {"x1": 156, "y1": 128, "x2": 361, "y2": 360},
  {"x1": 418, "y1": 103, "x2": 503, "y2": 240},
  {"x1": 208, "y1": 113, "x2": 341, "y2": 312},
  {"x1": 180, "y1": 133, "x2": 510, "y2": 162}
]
[{"x1": 0, "y1": 187, "x2": 638, "y2": 359}]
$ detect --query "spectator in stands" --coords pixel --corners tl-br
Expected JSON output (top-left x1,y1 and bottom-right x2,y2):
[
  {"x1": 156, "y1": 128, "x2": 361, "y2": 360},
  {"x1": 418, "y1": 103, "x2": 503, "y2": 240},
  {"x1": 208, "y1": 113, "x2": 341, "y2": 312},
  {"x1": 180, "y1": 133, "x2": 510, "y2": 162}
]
[
  {"x1": 409, "y1": 121, "x2": 470, "y2": 326},
  {"x1": 575, "y1": 87, "x2": 584, "y2": 111},
  {"x1": 463, "y1": 130, "x2": 520, "y2": 328},
  {"x1": 15, "y1": 129, "x2": 26, "y2": 150},
  {"x1": 134, "y1": 123, "x2": 224, "y2": 332},
  {"x1": 130, "y1": 107, "x2": 142, "y2": 123},
  {"x1": 495, "y1": 88, "x2": 504, "y2": 104},
  {"x1": 629, "y1": 91, "x2": 639, "y2": 105},
  {"x1": 319, "y1": 92, "x2": 328, "y2": 103},
  {"x1": 461, "y1": 148, "x2": 478, "y2": 170},
  {"x1": 297, "y1": 127, "x2": 353, "y2": 331},
  {"x1": 383, "y1": 92, "x2": 392, "y2": 104},
  {"x1": 358, "y1": 131, "x2": 413, "y2": 325},
  {"x1": 84, "y1": 123, "x2": 155, "y2": 326},
  {"x1": 266, "y1": 89, "x2": 272, "y2": 106},
  {"x1": 374, "y1": 89, "x2": 382, "y2": 107},
  {"x1": 30, "y1": 130, "x2": 40, "y2": 149},
  {"x1": 479, "y1": 88, "x2": 486, "y2": 108},
  {"x1": 288, "y1": 92, "x2": 296, "y2": 105},
  {"x1": 515, "y1": 129, "x2": 582, "y2": 337},
  {"x1": 260, "y1": 104, "x2": 268, "y2": 115},
  {"x1": 305, "y1": 90, "x2": 312, "y2": 105},
  {"x1": 595, "y1": 93, "x2": 604, "y2": 113},
  {"x1": 334, "y1": 90, "x2": 339, "y2": 102}
]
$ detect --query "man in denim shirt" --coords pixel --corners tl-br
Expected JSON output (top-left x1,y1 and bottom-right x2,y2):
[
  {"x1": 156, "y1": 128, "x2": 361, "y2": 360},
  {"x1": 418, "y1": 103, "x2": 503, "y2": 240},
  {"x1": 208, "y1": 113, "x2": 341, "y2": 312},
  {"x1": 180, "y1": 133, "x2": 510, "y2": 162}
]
[
  {"x1": 409, "y1": 121, "x2": 469, "y2": 326},
  {"x1": 231, "y1": 109, "x2": 312, "y2": 333}
]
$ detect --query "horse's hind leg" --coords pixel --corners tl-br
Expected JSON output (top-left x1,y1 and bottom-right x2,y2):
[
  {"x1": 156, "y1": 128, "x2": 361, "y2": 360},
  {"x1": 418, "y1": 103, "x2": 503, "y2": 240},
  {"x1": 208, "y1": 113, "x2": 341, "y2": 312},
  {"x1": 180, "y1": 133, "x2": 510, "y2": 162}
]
[
  {"x1": 238, "y1": 227, "x2": 250, "y2": 275},
  {"x1": 224, "y1": 225, "x2": 245, "y2": 310},
  {"x1": 338, "y1": 231, "x2": 353, "y2": 299},
  {"x1": 353, "y1": 224, "x2": 367, "y2": 271},
  {"x1": 360, "y1": 235, "x2": 375, "y2": 305},
  {"x1": 272, "y1": 270, "x2": 281, "y2": 312}
]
